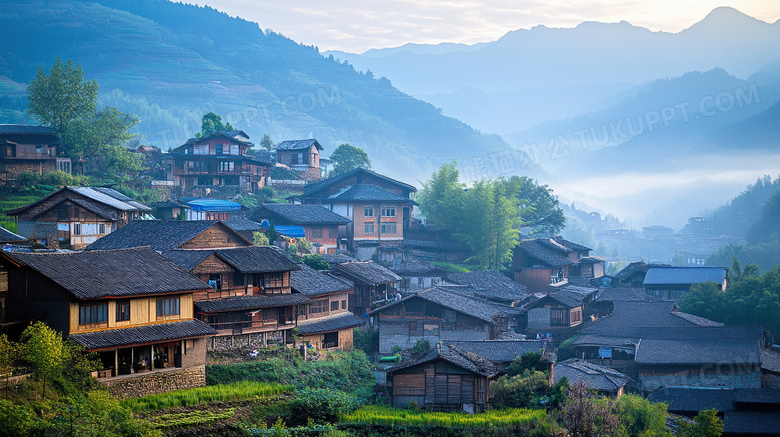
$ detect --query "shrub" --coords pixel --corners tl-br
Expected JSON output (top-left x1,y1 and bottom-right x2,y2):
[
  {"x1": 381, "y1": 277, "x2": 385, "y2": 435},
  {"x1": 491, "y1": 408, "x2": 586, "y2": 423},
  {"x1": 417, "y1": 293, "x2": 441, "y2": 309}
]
[
  {"x1": 506, "y1": 351, "x2": 547, "y2": 376},
  {"x1": 411, "y1": 339, "x2": 431, "y2": 355},
  {"x1": 303, "y1": 255, "x2": 330, "y2": 270},
  {"x1": 490, "y1": 370, "x2": 550, "y2": 409},
  {"x1": 0, "y1": 400, "x2": 35, "y2": 437},
  {"x1": 353, "y1": 329, "x2": 378, "y2": 355},
  {"x1": 288, "y1": 388, "x2": 358, "y2": 424}
]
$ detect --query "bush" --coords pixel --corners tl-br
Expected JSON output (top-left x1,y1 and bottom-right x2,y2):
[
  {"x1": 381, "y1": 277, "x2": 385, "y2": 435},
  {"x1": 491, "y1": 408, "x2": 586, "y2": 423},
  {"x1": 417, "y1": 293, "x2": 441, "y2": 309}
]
[
  {"x1": 0, "y1": 400, "x2": 35, "y2": 437},
  {"x1": 490, "y1": 370, "x2": 550, "y2": 409},
  {"x1": 353, "y1": 329, "x2": 378, "y2": 355},
  {"x1": 411, "y1": 339, "x2": 431, "y2": 355},
  {"x1": 615, "y1": 395, "x2": 671, "y2": 437},
  {"x1": 506, "y1": 351, "x2": 547, "y2": 376},
  {"x1": 303, "y1": 255, "x2": 330, "y2": 270},
  {"x1": 288, "y1": 388, "x2": 358, "y2": 424}
]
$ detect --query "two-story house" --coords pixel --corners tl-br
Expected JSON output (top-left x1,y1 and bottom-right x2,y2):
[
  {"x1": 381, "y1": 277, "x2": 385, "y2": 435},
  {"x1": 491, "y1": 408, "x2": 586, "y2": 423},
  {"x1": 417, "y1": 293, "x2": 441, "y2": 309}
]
[
  {"x1": 165, "y1": 130, "x2": 273, "y2": 193},
  {"x1": 330, "y1": 261, "x2": 402, "y2": 317},
  {"x1": 274, "y1": 139, "x2": 323, "y2": 181},
  {"x1": 512, "y1": 236, "x2": 604, "y2": 291},
  {"x1": 0, "y1": 124, "x2": 71, "y2": 184},
  {"x1": 246, "y1": 203, "x2": 351, "y2": 254},
  {"x1": 293, "y1": 168, "x2": 417, "y2": 260},
  {"x1": 6, "y1": 186, "x2": 151, "y2": 249},
  {"x1": 0, "y1": 247, "x2": 216, "y2": 397}
]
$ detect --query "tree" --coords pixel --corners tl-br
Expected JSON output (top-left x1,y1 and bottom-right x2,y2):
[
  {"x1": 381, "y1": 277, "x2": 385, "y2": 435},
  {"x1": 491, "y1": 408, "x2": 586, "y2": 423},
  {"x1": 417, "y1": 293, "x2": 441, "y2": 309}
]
[
  {"x1": 329, "y1": 143, "x2": 371, "y2": 175},
  {"x1": 501, "y1": 176, "x2": 566, "y2": 236},
  {"x1": 260, "y1": 134, "x2": 275, "y2": 152},
  {"x1": 26, "y1": 57, "x2": 98, "y2": 135},
  {"x1": 288, "y1": 237, "x2": 313, "y2": 259},
  {"x1": 21, "y1": 322, "x2": 63, "y2": 399},
  {"x1": 416, "y1": 161, "x2": 464, "y2": 229},
  {"x1": 491, "y1": 370, "x2": 550, "y2": 409},
  {"x1": 199, "y1": 111, "x2": 233, "y2": 136},
  {"x1": 615, "y1": 395, "x2": 672, "y2": 437},
  {"x1": 60, "y1": 106, "x2": 141, "y2": 173},
  {"x1": 560, "y1": 381, "x2": 622, "y2": 437},
  {"x1": 0, "y1": 335, "x2": 20, "y2": 398},
  {"x1": 253, "y1": 231, "x2": 270, "y2": 246},
  {"x1": 677, "y1": 409, "x2": 723, "y2": 437}
]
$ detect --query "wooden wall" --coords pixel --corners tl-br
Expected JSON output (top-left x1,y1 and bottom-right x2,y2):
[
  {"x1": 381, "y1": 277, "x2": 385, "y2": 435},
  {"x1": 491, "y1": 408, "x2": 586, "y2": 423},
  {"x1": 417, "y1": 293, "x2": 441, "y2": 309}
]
[
  {"x1": 69, "y1": 294, "x2": 194, "y2": 334},
  {"x1": 180, "y1": 224, "x2": 250, "y2": 249}
]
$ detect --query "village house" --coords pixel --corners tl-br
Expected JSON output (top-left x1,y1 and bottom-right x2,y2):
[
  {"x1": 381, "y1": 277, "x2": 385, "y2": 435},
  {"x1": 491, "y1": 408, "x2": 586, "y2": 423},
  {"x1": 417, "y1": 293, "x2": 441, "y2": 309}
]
[
  {"x1": 86, "y1": 220, "x2": 307, "y2": 350},
  {"x1": 512, "y1": 237, "x2": 605, "y2": 292},
  {"x1": 223, "y1": 216, "x2": 267, "y2": 242},
  {"x1": 369, "y1": 285, "x2": 521, "y2": 354},
  {"x1": 330, "y1": 260, "x2": 402, "y2": 317},
  {"x1": 290, "y1": 263, "x2": 365, "y2": 351},
  {"x1": 183, "y1": 198, "x2": 247, "y2": 221},
  {"x1": 274, "y1": 139, "x2": 323, "y2": 180},
  {"x1": 444, "y1": 339, "x2": 550, "y2": 375},
  {"x1": 0, "y1": 226, "x2": 25, "y2": 245},
  {"x1": 246, "y1": 203, "x2": 351, "y2": 254},
  {"x1": 0, "y1": 124, "x2": 71, "y2": 184},
  {"x1": 642, "y1": 266, "x2": 728, "y2": 300},
  {"x1": 165, "y1": 130, "x2": 273, "y2": 193},
  {"x1": 293, "y1": 168, "x2": 417, "y2": 260},
  {"x1": 390, "y1": 260, "x2": 448, "y2": 293},
  {"x1": 0, "y1": 247, "x2": 217, "y2": 398},
  {"x1": 386, "y1": 342, "x2": 497, "y2": 411},
  {"x1": 152, "y1": 200, "x2": 191, "y2": 220},
  {"x1": 6, "y1": 186, "x2": 151, "y2": 249},
  {"x1": 445, "y1": 270, "x2": 529, "y2": 306},
  {"x1": 552, "y1": 358, "x2": 630, "y2": 397},
  {"x1": 611, "y1": 262, "x2": 670, "y2": 288},
  {"x1": 523, "y1": 290, "x2": 585, "y2": 333}
]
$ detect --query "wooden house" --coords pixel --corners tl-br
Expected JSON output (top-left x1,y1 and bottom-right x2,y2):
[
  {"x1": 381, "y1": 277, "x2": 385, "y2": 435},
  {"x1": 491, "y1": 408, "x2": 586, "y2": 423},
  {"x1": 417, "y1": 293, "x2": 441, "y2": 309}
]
[
  {"x1": 369, "y1": 285, "x2": 521, "y2": 354},
  {"x1": 642, "y1": 266, "x2": 728, "y2": 300},
  {"x1": 330, "y1": 261, "x2": 402, "y2": 317},
  {"x1": 390, "y1": 260, "x2": 447, "y2": 293},
  {"x1": 152, "y1": 200, "x2": 191, "y2": 220},
  {"x1": 0, "y1": 124, "x2": 70, "y2": 184},
  {"x1": 512, "y1": 237, "x2": 604, "y2": 291},
  {"x1": 6, "y1": 186, "x2": 151, "y2": 249},
  {"x1": 274, "y1": 139, "x2": 323, "y2": 180},
  {"x1": 446, "y1": 270, "x2": 529, "y2": 306},
  {"x1": 246, "y1": 203, "x2": 351, "y2": 254},
  {"x1": 291, "y1": 263, "x2": 364, "y2": 351},
  {"x1": 165, "y1": 130, "x2": 273, "y2": 193},
  {"x1": 0, "y1": 247, "x2": 216, "y2": 394},
  {"x1": 386, "y1": 342, "x2": 497, "y2": 411},
  {"x1": 611, "y1": 262, "x2": 669, "y2": 288},
  {"x1": 552, "y1": 359, "x2": 630, "y2": 397},
  {"x1": 444, "y1": 339, "x2": 550, "y2": 375},
  {"x1": 294, "y1": 168, "x2": 417, "y2": 260},
  {"x1": 524, "y1": 291, "x2": 585, "y2": 331}
]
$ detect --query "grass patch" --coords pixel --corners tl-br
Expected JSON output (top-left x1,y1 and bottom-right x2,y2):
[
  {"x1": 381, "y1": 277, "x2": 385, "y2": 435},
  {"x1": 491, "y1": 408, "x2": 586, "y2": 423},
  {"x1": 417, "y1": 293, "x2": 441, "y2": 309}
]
[
  {"x1": 121, "y1": 381, "x2": 293, "y2": 412},
  {"x1": 149, "y1": 408, "x2": 236, "y2": 429},
  {"x1": 340, "y1": 406, "x2": 547, "y2": 428}
]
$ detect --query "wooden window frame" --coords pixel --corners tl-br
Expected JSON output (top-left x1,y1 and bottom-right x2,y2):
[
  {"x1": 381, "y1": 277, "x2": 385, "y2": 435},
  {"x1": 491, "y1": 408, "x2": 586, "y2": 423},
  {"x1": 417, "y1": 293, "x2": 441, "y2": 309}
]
[
  {"x1": 79, "y1": 302, "x2": 108, "y2": 325},
  {"x1": 157, "y1": 297, "x2": 181, "y2": 317},
  {"x1": 116, "y1": 299, "x2": 131, "y2": 322}
]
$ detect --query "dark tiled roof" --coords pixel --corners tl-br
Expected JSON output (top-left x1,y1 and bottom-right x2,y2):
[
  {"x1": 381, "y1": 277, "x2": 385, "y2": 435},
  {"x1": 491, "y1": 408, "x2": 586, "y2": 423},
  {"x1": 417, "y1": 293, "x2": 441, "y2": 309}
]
[
  {"x1": 582, "y1": 301, "x2": 719, "y2": 337},
  {"x1": 389, "y1": 342, "x2": 497, "y2": 377},
  {"x1": 85, "y1": 220, "x2": 250, "y2": 251},
  {"x1": 161, "y1": 250, "x2": 213, "y2": 271},
  {"x1": 515, "y1": 239, "x2": 573, "y2": 267},
  {"x1": 153, "y1": 200, "x2": 191, "y2": 209},
  {"x1": 251, "y1": 149, "x2": 274, "y2": 164},
  {"x1": 553, "y1": 359, "x2": 630, "y2": 391},
  {"x1": 0, "y1": 124, "x2": 56, "y2": 135},
  {"x1": 8, "y1": 187, "x2": 150, "y2": 216},
  {"x1": 302, "y1": 168, "x2": 417, "y2": 197},
  {"x1": 596, "y1": 287, "x2": 659, "y2": 302},
  {"x1": 247, "y1": 204, "x2": 351, "y2": 225},
  {"x1": 179, "y1": 130, "x2": 252, "y2": 147},
  {"x1": 331, "y1": 261, "x2": 402, "y2": 285},
  {"x1": 613, "y1": 262, "x2": 669, "y2": 283},
  {"x1": 38, "y1": 197, "x2": 118, "y2": 221},
  {"x1": 194, "y1": 293, "x2": 311, "y2": 313},
  {"x1": 647, "y1": 387, "x2": 736, "y2": 412},
  {"x1": 320, "y1": 253, "x2": 357, "y2": 264},
  {"x1": 70, "y1": 319, "x2": 216, "y2": 350},
  {"x1": 762, "y1": 348, "x2": 780, "y2": 373},
  {"x1": 0, "y1": 226, "x2": 25, "y2": 243},
  {"x1": 291, "y1": 263, "x2": 353, "y2": 296},
  {"x1": 223, "y1": 217, "x2": 265, "y2": 232},
  {"x1": 643, "y1": 266, "x2": 727, "y2": 286},
  {"x1": 670, "y1": 310, "x2": 723, "y2": 326},
  {"x1": 446, "y1": 270, "x2": 528, "y2": 303},
  {"x1": 390, "y1": 260, "x2": 448, "y2": 276},
  {"x1": 372, "y1": 285, "x2": 514, "y2": 323},
  {"x1": 724, "y1": 411, "x2": 780, "y2": 435},
  {"x1": 526, "y1": 290, "x2": 584, "y2": 309},
  {"x1": 323, "y1": 184, "x2": 415, "y2": 204},
  {"x1": 275, "y1": 139, "x2": 323, "y2": 151},
  {"x1": 297, "y1": 312, "x2": 364, "y2": 335},
  {"x1": 580, "y1": 256, "x2": 604, "y2": 264},
  {"x1": 553, "y1": 236, "x2": 591, "y2": 252},
  {"x1": 444, "y1": 340, "x2": 548, "y2": 363},
  {"x1": 634, "y1": 326, "x2": 763, "y2": 365},
  {"x1": 4, "y1": 247, "x2": 210, "y2": 300},
  {"x1": 211, "y1": 246, "x2": 300, "y2": 273}
]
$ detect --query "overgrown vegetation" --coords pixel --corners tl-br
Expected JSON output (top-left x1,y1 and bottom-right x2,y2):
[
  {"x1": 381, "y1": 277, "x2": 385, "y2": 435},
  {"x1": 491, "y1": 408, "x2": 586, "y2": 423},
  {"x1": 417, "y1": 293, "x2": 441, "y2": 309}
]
[
  {"x1": 121, "y1": 381, "x2": 293, "y2": 412},
  {"x1": 340, "y1": 405, "x2": 548, "y2": 427}
]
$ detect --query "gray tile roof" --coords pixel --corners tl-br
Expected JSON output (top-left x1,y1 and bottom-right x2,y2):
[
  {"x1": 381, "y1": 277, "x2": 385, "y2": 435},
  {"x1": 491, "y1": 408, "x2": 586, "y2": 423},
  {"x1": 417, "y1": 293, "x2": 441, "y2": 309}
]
[
  {"x1": 4, "y1": 247, "x2": 210, "y2": 300},
  {"x1": 724, "y1": 411, "x2": 780, "y2": 435},
  {"x1": 371, "y1": 285, "x2": 516, "y2": 323},
  {"x1": 647, "y1": 387, "x2": 737, "y2": 412},
  {"x1": 8, "y1": 187, "x2": 150, "y2": 216},
  {"x1": 634, "y1": 326, "x2": 763, "y2": 365},
  {"x1": 613, "y1": 262, "x2": 669, "y2": 283},
  {"x1": 0, "y1": 226, "x2": 25, "y2": 243},
  {"x1": 446, "y1": 270, "x2": 528, "y2": 303},
  {"x1": 302, "y1": 168, "x2": 417, "y2": 197},
  {"x1": 161, "y1": 246, "x2": 300, "y2": 274},
  {"x1": 525, "y1": 290, "x2": 584, "y2": 309},
  {"x1": 596, "y1": 287, "x2": 659, "y2": 302},
  {"x1": 553, "y1": 237, "x2": 591, "y2": 253},
  {"x1": 444, "y1": 340, "x2": 548, "y2": 363},
  {"x1": 291, "y1": 263, "x2": 353, "y2": 296},
  {"x1": 553, "y1": 359, "x2": 630, "y2": 391},
  {"x1": 0, "y1": 124, "x2": 56, "y2": 135},
  {"x1": 515, "y1": 238, "x2": 573, "y2": 267},
  {"x1": 69, "y1": 319, "x2": 217, "y2": 350},
  {"x1": 223, "y1": 217, "x2": 265, "y2": 232},
  {"x1": 390, "y1": 260, "x2": 448, "y2": 276},
  {"x1": 331, "y1": 261, "x2": 402, "y2": 285},
  {"x1": 643, "y1": 266, "x2": 727, "y2": 286},
  {"x1": 580, "y1": 301, "x2": 720, "y2": 337},
  {"x1": 320, "y1": 253, "x2": 357, "y2": 264},
  {"x1": 179, "y1": 130, "x2": 252, "y2": 148},
  {"x1": 297, "y1": 311, "x2": 365, "y2": 335},
  {"x1": 762, "y1": 348, "x2": 780, "y2": 373},
  {"x1": 85, "y1": 220, "x2": 250, "y2": 251},
  {"x1": 194, "y1": 293, "x2": 311, "y2": 313},
  {"x1": 275, "y1": 139, "x2": 323, "y2": 151},
  {"x1": 323, "y1": 184, "x2": 416, "y2": 204},
  {"x1": 389, "y1": 342, "x2": 497, "y2": 377},
  {"x1": 247, "y1": 203, "x2": 351, "y2": 225}
]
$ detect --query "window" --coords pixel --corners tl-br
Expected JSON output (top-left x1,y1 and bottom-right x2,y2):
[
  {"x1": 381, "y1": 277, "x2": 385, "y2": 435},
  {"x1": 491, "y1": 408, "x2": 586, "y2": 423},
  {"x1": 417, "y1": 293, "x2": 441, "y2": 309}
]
[
  {"x1": 157, "y1": 297, "x2": 180, "y2": 317},
  {"x1": 230, "y1": 144, "x2": 239, "y2": 155},
  {"x1": 364, "y1": 207, "x2": 374, "y2": 217},
  {"x1": 79, "y1": 302, "x2": 108, "y2": 325},
  {"x1": 208, "y1": 274, "x2": 221, "y2": 290},
  {"x1": 382, "y1": 207, "x2": 396, "y2": 217},
  {"x1": 363, "y1": 222, "x2": 374, "y2": 234},
  {"x1": 341, "y1": 300, "x2": 346, "y2": 309},
  {"x1": 73, "y1": 223, "x2": 81, "y2": 235},
  {"x1": 219, "y1": 161, "x2": 234, "y2": 172},
  {"x1": 310, "y1": 298, "x2": 328, "y2": 314},
  {"x1": 35, "y1": 145, "x2": 43, "y2": 154},
  {"x1": 296, "y1": 152, "x2": 303, "y2": 164},
  {"x1": 116, "y1": 300, "x2": 130, "y2": 322},
  {"x1": 331, "y1": 300, "x2": 340, "y2": 311},
  {"x1": 261, "y1": 308, "x2": 277, "y2": 321},
  {"x1": 263, "y1": 272, "x2": 283, "y2": 289},
  {"x1": 216, "y1": 144, "x2": 223, "y2": 155},
  {"x1": 98, "y1": 223, "x2": 106, "y2": 235},
  {"x1": 328, "y1": 227, "x2": 337, "y2": 239},
  {"x1": 310, "y1": 227, "x2": 323, "y2": 239},
  {"x1": 193, "y1": 144, "x2": 208, "y2": 155},
  {"x1": 381, "y1": 222, "x2": 397, "y2": 234}
]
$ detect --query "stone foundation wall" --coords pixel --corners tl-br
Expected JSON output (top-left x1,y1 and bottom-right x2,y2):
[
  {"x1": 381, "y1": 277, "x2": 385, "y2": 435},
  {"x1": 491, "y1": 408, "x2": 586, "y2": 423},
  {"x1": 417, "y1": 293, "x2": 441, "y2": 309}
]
[
  {"x1": 99, "y1": 365, "x2": 206, "y2": 399},
  {"x1": 207, "y1": 331, "x2": 286, "y2": 351}
]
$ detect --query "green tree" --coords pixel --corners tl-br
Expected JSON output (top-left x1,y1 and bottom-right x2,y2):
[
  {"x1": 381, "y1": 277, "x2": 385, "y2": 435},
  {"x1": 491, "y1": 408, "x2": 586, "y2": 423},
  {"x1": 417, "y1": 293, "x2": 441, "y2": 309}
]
[
  {"x1": 0, "y1": 335, "x2": 20, "y2": 398},
  {"x1": 60, "y1": 106, "x2": 142, "y2": 173},
  {"x1": 329, "y1": 143, "x2": 371, "y2": 175},
  {"x1": 677, "y1": 409, "x2": 723, "y2": 437},
  {"x1": 253, "y1": 231, "x2": 270, "y2": 246},
  {"x1": 288, "y1": 237, "x2": 314, "y2": 259},
  {"x1": 501, "y1": 176, "x2": 566, "y2": 236},
  {"x1": 21, "y1": 321, "x2": 63, "y2": 399},
  {"x1": 506, "y1": 351, "x2": 547, "y2": 376},
  {"x1": 560, "y1": 381, "x2": 622, "y2": 437},
  {"x1": 615, "y1": 394, "x2": 672, "y2": 437},
  {"x1": 416, "y1": 161, "x2": 464, "y2": 229},
  {"x1": 491, "y1": 370, "x2": 551, "y2": 409},
  {"x1": 302, "y1": 254, "x2": 330, "y2": 270},
  {"x1": 260, "y1": 134, "x2": 275, "y2": 152},
  {"x1": 199, "y1": 111, "x2": 233, "y2": 136},
  {"x1": 457, "y1": 179, "x2": 519, "y2": 269},
  {"x1": 26, "y1": 57, "x2": 98, "y2": 135}
]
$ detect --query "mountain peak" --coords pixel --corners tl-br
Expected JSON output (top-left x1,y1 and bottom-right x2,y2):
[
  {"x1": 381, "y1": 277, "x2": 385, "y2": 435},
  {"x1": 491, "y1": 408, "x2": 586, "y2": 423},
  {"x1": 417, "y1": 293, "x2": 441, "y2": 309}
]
[{"x1": 689, "y1": 6, "x2": 767, "y2": 31}]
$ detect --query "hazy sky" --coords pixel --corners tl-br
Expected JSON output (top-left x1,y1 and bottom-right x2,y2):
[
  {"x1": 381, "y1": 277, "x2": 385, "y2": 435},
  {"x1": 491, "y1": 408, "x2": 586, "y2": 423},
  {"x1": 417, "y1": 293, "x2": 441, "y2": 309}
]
[{"x1": 201, "y1": 0, "x2": 779, "y2": 52}]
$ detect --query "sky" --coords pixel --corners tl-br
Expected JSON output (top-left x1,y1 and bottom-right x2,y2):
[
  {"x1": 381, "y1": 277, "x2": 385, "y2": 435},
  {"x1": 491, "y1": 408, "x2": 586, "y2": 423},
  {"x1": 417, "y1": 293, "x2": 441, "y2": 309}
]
[{"x1": 200, "y1": 0, "x2": 780, "y2": 52}]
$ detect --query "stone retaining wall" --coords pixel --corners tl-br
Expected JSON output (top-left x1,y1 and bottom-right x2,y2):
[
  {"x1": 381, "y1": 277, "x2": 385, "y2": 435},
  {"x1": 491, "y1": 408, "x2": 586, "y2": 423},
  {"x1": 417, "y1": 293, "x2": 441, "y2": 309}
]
[{"x1": 99, "y1": 365, "x2": 206, "y2": 399}]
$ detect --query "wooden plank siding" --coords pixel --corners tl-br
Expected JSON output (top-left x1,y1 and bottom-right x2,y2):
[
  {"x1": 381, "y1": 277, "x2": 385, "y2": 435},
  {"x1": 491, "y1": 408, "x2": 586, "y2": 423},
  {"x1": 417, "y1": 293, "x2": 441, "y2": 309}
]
[{"x1": 69, "y1": 294, "x2": 194, "y2": 334}]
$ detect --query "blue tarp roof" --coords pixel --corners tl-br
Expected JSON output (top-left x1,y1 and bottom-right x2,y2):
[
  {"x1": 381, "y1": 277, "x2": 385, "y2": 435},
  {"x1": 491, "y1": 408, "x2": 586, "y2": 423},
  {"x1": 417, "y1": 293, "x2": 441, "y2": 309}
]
[
  {"x1": 259, "y1": 219, "x2": 306, "y2": 238},
  {"x1": 185, "y1": 199, "x2": 243, "y2": 212}
]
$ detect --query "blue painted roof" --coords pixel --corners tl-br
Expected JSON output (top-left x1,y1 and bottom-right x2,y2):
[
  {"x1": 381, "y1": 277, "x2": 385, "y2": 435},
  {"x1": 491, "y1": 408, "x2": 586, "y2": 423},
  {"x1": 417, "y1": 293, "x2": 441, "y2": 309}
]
[{"x1": 185, "y1": 199, "x2": 243, "y2": 211}]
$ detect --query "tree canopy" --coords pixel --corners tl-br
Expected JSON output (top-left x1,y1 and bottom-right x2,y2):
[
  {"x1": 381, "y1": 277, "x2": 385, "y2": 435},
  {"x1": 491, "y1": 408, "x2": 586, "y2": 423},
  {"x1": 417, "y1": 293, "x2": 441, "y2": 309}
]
[
  {"x1": 26, "y1": 57, "x2": 98, "y2": 134},
  {"x1": 329, "y1": 143, "x2": 371, "y2": 175},
  {"x1": 260, "y1": 134, "x2": 274, "y2": 152},
  {"x1": 199, "y1": 111, "x2": 234, "y2": 136}
]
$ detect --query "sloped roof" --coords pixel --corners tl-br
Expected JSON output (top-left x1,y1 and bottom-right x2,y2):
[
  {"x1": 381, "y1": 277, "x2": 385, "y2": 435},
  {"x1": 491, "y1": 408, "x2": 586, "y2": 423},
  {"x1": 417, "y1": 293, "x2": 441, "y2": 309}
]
[
  {"x1": 390, "y1": 260, "x2": 448, "y2": 277},
  {"x1": 162, "y1": 246, "x2": 300, "y2": 273},
  {"x1": 553, "y1": 359, "x2": 630, "y2": 391},
  {"x1": 582, "y1": 301, "x2": 721, "y2": 335},
  {"x1": 643, "y1": 267, "x2": 727, "y2": 286},
  {"x1": 525, "y1": 290, "x2": 584, "y2": 309},
  {"x1": 515, "y1": 239, "x2": 573, "y2": 267},
  {"x1": 7, "y1": 186, "x2": 151, "y2": 216},
  {"x1": 0, "y1": 226, "x2": 25, "y2": 243},
  {"x1": 634, "y1": 326, "x2": 763, "y2": 365},
  {"x1": 371, "y1": 285, "x2": 512, "y2": 323},
  {"x1": 2, "y1": 247, "x2": 210, "y2": 300},
  {"x1": 223, "y1": 217, "x2": 265, "y2": 232},
  {"x1": 647, "y1": 387, "x2": 736, "y2": 412},
  {"x1": 446, "y1": 270, "x2": 528, "y2": 303},
  {"x1": 331, "y1": 261, "x2": 402, "y2": 285},
  {"x1": 302, "y1": 168, "x2": 417, "y2": 197},
  {"x1": 762, "y1": 348, "x2": 780, "y2": 373},
  {"x1": 291, "y1": 263, "x2": 354, "y2": 296},
  {"x1": 247, "y1": 203, "x2": 351, "y2": 225},
  {"x1": 323, "y1": 184, "x2": 416, "y2": 204},
  {"x1": 0, "y1": 124, "x2": 56, "y2": 135},
  {"x1": 179, "y1": 130, "x2": 252, "y2": 147},
  {"x1": 85, "y1": 220, "x2": 250, "y2": 251},
  {"x1": 297, "y1": 312, "x2": 365, "y2": 335},
  {"x1": 185, "y1": 198, "x2": 243, "y2": 211},
  {"x1": 596, "y1": 287, "x2": 659, "y2": 302},
  {"x1": 553, "y1": 236, "x2": 592, "y2": 253},
  {"x1": 320, "y1": 253, "x2": 357, "y2": 264},
  {"x1": 70, "y1": 319, "x2": 217, "y2": 351},
  {"x1": 32, "y1": 197, "x2": 118, "y2": 221},
  {"x1": 389, "y1": 343, "x2": 497, "y2": 377},
  {"x1": 444, "y1": 340, "x2": 548, "y2": 363},
  {"x1": 194, "y1": 293, "x2": 311, "y2": 313},
  {"x1": 724, "y1": 411, "x2": 780, "y2": 435},
  {"x1": 275, "y1": 139, "x2": 323, "y2": 151}
]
